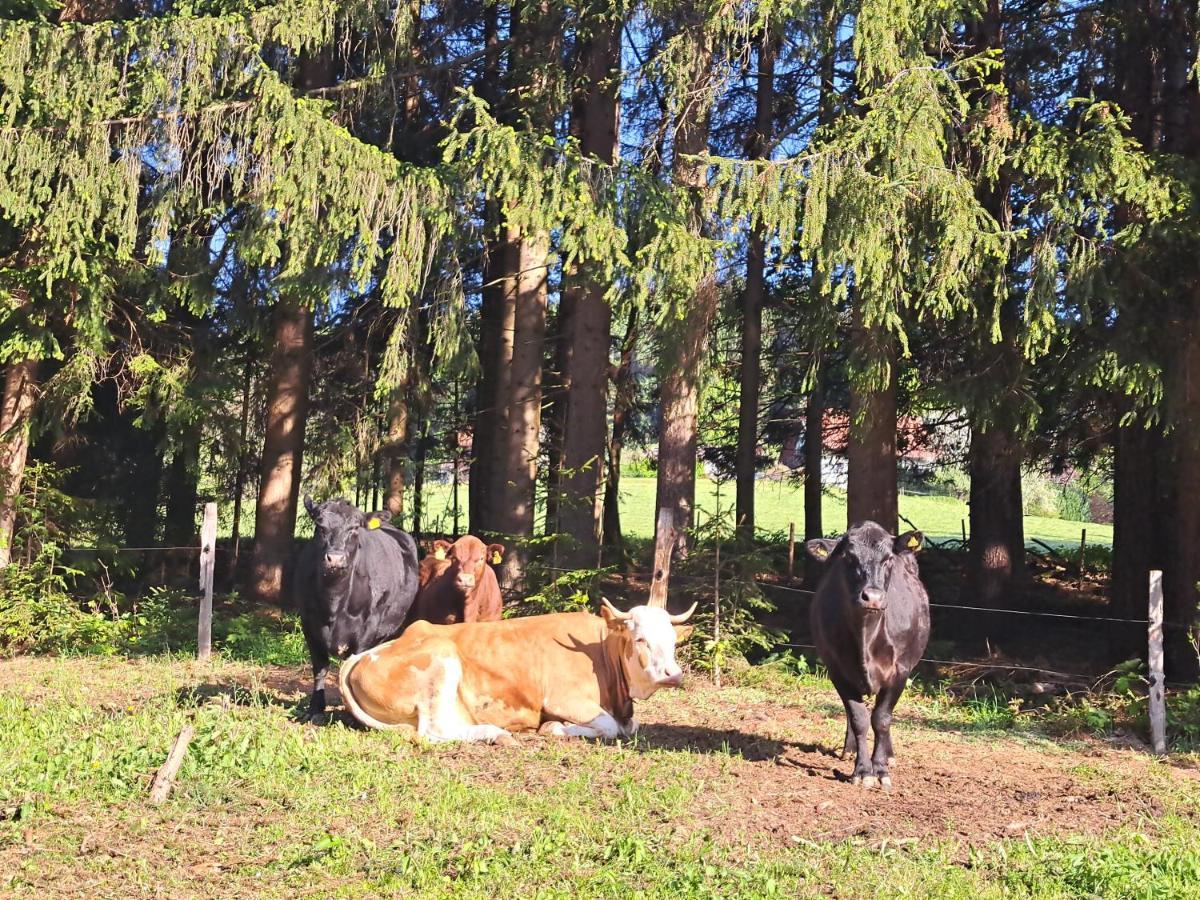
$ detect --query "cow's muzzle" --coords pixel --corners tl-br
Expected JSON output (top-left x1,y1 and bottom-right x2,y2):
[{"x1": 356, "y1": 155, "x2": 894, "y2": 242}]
[
  {"x1": 658, "y1": 671, "x2": 684, "y2": 688},
  {"x1": 859, "y1": 588, "x2": 886, "y2": 612},
  {"x1": 323, "y1": 552, "x2": 349, "y2": 571}
]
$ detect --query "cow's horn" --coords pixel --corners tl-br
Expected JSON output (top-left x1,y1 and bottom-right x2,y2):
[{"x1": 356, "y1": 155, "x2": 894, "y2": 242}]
[
  {"x1": 669, "y1": 601, "x2": 698, "y2": 624},
  {"x1": 600, "y1": 597, "x2": 632, "y2": 620}
]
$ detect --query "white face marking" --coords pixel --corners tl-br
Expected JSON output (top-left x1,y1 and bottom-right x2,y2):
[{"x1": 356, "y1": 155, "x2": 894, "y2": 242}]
[{"x1": 619, "y1": 606, "x2": 685, "y2": 698}]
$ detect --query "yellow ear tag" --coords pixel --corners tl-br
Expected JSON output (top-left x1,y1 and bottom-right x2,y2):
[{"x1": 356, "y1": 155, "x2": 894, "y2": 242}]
[
  {"x1": 491, "y1": 552, "x2": 502, "y2": 565},
  {"x1": 367, "y1": 517, "x2": 381, "y2": 530},
  {"x1": 434, "y1": 547, "x2": 447, "y2": 560},
  {"x1": 907, "y1": 535, "x2": 920, "y2": 549},
  {"x1": 815, "y1": 546, "x2": 828, "y2": 559}
]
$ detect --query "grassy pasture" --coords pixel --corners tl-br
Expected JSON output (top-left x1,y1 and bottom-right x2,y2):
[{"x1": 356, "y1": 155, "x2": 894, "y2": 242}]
[
  {"x1": 411, "y1": 477, "x2": 1110, "y2": 548},
  {"x1": 2, "y1": 649, "x2": 1195, "y2": 898}
]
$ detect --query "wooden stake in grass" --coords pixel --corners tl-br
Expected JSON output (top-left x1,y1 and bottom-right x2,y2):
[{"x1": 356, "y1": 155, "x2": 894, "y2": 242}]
[
  {"x1": 787, "y1": 522, "x2": 795, "y2": 580},
  {"x1": 198, "y1": 502, "x2": 217, "y2": 661},
  {"x1": 1148, "y1": 569, "x2": 1167, "y2": 756},
  {"x1": 149, "y1": 724, "x2": 195, "y2": 805},
  {"x1": 1077, "y1": 528, "x2": 1087, "y2": 589}
]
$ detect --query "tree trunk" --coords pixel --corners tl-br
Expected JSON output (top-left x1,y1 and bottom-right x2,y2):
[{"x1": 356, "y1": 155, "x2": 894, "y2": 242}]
[
  {"x1": 846, "y1": 302, "x2": 897, "y2": 532},
  {"x1": 469, "y1": 0, "x2": 503, "y2": 537},
  {"x1": 412, "y1": 421, "x2": 429, "y2": 541},
  {"x1": 1111, "y1": 418, "x2": 1166, "y2": 657},
  {"x1": 230, "y1": 355, "x2": 254, "y2": 567},
  {"x1": 966, "y1": 425, "x2": 1025, "y2": 605},
  {"x1": 735, "y1": 31, "x2": 775, "y2": 544},
  {"x1": 0, "y1": 359, "x2": 39, "y2": 567},
  {"x1": 248, "y1": 300, "x2": 314, "y2": 605},
  {"x1": 163, "y1": 427, "x2": 200, "y2": 546},
  {"x1": 962, "y1": 0, "x2": 1026, "y2": 605},
  {"x1": 492, "y1": 229, "x2": 549, "y2": 585},
  {"x1": 383, "y1": 387, "x2": 409, "y2": 519},
  {"x1": 602, "y1": 308, "x2": 639, "y2": 565},
  {"x1": 556, "y1": 16, "x2": 620, "y2": 565},
  {"x1": 1166, "y1": 302, "x2": 1200, "y2": 674},
  {"x1": 652, "y1": 18, "x2": 715, "y2": 565},
  {"x1": 803, "y1": 373, "x2": 824, "y2": 541}
]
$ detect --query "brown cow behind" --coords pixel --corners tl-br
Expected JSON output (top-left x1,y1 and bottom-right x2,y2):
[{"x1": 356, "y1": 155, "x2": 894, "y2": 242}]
[{"x1": 410, "y1": 536, "x2": 505, "y2": 625}]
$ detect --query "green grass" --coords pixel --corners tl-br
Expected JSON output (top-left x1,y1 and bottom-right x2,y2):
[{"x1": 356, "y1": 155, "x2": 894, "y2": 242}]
[
  {"x1": 2, "y1": 650, "x2": 1195, "y2": 898},
  {"x1": 411, "y1": 476, "x2": 1110, "y2": 548}
]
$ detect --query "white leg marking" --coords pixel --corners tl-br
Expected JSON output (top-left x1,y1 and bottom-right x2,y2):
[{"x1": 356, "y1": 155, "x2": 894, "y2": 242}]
[
  {"x1": 415, "y1": 656, "x2": 514, "y2": 744},
  {"x1": 562, "y1": 712, "x2": 625, "y2": 740}
]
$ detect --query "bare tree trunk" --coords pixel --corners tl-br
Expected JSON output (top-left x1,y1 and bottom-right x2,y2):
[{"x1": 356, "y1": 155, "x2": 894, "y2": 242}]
[
  {"x1": 962, "y1": 0, "x2": 1026, "y2": 606},
  {"x1": 847, "y1": 301, "x2": 897, "y2": 532},
  {"x1": 652, "y1": 16, "x2": 715, "y2": 565},
  {"x1": 248, "y1": 300, "x2": 313, "y2": 605},
  {"x1": 0, "y1": 359, "x2": 38, "y2": 567},
  {"x1": 1112, "y1": 418, "x2": 1165, "y2": 656},
  {"x1": 230, "y1": 355, "x2": 254, "y2": 567},
  {"x1": 556, "y1": 16, "x2": 620, "y2": 565},
  {"x1": 735, "y1": 31, "x2": 775, "y2": 544},
  {"x1": 803, "y1": 373, "x2": 824, "y2": 541},
  {"x1": 966, "y1": 425, "x2": 1025, "y2": 605},
  {"x1": 602, "y1": 308, "x2": 639, "y2": 564},
  {"x1": 163, "y1": 427, "x2": 200, "y2": 546},
  {"x1": 469, "y1": 0, "x2": 503, "y2": 537},
  {"x1": 384, "y1": 387, "x2": 409, "y2": 519},
  {"x1": 493, "y1": 230, "x2": 549, "y2": 585}
]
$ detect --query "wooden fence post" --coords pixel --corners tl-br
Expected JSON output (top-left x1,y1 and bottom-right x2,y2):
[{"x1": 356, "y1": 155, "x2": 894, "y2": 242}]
[
  {"x1": 713, "y1": 529, "x2": 721, "y2": 689},
  {"x1": 198, "y1": 502, "x2": 217, "y2": 661},
  {"x1": 961, "y1": 519, "x2": 967, "y2": 545},
  {"x1": 1148, "y1": 569, "x2": 1167, "y2": 755},
  {"x1": 1078, "y1": 528, "x2": 1087, "y2": 589},
  {"x1": 787, "y1": 522, "x2": 796, "y2": 580},
  {"x1": 648, "y1": 507, "x2": 675, "y2": 609}
]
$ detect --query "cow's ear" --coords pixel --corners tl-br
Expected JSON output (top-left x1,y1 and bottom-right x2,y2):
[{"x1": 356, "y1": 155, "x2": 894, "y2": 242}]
[
  {"x1": 894, "y1": 530, "x2": 924, "y2": 554},
  {"x1": 432, "y1": 539, "x2": 452, "y2": 561},
  {"x1": 304, "y1": 495, "x2": 317, "y2": 518},
  {"x1": 673, "y1": 624, "x2": 695, "y2": 643},
  {"x1": 806, "y1": 538, "x2": 839, "y2": 562},
  {"x1": 487, "y1": 543, "x2": 505, "y2": 566},
  {"x1": 374, "y1": 510, "x2": 393, "y2": 523}
]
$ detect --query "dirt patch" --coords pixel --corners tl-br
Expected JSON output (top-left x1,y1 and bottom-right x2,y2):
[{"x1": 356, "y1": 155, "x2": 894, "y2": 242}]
[
  {"x1": 627, "y1": 684, "x2": 1192, "y2": 848},
  {"x1": 241, "y1": 667, "x2": 1197, "y2": 848}
]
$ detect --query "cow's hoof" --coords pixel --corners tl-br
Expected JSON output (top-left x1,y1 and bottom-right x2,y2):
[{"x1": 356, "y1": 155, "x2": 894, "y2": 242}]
[
  {"x1": 852, "y1": 774, "x2": 879, "y2": 789},
  {"x1": 539, "y1": 722, "x2": 569, "y2": 738},
  {"x1": 879, "y1": 775, "x2": 892, "y2": 790},
  {"x1": 495, "y1": 733, "x2": 519, "y2": 748}
]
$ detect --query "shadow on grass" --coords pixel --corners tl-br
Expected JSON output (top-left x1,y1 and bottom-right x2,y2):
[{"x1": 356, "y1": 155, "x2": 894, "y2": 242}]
[
  {"x1": 633, "y1": 721, "x2": 842, "y2": 768},
  {"x1": 174, "y1": 681, "x2": 299, "y2": 712}
]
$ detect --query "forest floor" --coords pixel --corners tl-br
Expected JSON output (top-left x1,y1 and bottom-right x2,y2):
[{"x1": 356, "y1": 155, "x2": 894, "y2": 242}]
[{"x1": 2, "y1": 653, "x2": 1197, "y2": 898}]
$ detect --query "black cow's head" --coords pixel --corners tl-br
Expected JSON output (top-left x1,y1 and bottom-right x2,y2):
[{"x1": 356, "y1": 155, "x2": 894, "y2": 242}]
[
  {"x1": 305, "y1": 496, "x2": 386, "y2": 574},
  {"x1": 806, "y1": 521, "x2": 923, "y2": 613}
]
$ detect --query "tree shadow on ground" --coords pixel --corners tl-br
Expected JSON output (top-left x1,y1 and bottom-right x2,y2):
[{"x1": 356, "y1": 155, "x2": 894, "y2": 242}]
[
  {"x1": 633, "y1": 722, "x2": 842, "y2": 769},
  {"x1": 173, "y1": 682, "x2": 298, "y2": 711}
]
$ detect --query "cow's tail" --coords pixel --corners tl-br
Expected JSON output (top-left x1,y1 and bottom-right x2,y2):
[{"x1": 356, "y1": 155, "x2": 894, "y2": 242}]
[{"x1": 338, "y1": 649, "x2": 407, "y2": 732}]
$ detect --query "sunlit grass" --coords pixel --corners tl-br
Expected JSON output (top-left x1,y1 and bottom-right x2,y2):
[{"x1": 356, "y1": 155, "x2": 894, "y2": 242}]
[{"x1": 411, "y1": 476, "x2": 1110, "y2": 548}]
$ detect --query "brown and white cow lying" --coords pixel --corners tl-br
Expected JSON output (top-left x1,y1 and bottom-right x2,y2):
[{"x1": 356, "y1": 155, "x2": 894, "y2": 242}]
[
  {"x1": 411, "y1": 536, "x2": 505, "y2": 625},
  {"x1": 338, "y1": 598, "x2": 695, "y2": 742}
]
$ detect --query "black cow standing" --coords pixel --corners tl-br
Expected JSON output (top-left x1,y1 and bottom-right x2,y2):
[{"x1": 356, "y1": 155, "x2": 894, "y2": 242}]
[
  {"x1": 295, "y1": 497, "x2": 420, "y2": 721},
  {"x1": 806, "y1": 520, "x2": 930, "y2": 788}
]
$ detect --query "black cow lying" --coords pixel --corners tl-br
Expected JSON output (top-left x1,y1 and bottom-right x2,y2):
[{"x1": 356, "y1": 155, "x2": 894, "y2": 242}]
[
  {"x1": 294, "y1": 497, "x2": 420, "y2": 721},
  {"x1": 806, "y1": 521, "x2": 930, "y2": 788}
]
